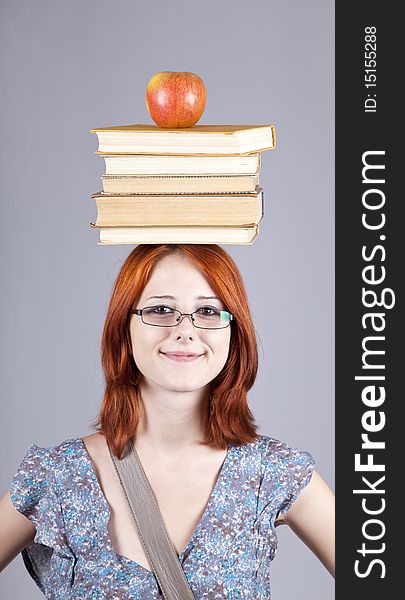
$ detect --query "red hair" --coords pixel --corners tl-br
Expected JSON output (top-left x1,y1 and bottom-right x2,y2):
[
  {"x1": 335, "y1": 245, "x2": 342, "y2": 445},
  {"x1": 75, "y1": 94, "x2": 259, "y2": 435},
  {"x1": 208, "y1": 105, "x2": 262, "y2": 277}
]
[{"x1": 91, "y1": 244, "x2": 259, "y2": 458}]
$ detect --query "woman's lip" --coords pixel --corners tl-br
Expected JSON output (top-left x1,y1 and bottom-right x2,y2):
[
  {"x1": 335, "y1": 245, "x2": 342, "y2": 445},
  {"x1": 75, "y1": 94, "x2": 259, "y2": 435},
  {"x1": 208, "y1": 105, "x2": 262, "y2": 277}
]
[{"x1": 160, "y1": 352, "x2": 204, "y2": 362}]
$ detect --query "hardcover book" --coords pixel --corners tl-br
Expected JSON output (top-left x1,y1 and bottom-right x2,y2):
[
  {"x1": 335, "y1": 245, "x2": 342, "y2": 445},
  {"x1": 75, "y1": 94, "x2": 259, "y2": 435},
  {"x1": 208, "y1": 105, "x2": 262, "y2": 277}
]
[
  {"x1": 101, "y1": 153, "x2": 261, "y2": 175},
  {"x1": 91, "y1": 124, "x2": 276, "y2": 155},
  {"x1": 101, "y1": 174, "x2": 259, "y2": 194},
  {"x1": 92, "y1": 188, "x2": 264, "y2": 227},
  {"x1": 90, "y1": 223, "x2": 259, "y2": 245}
]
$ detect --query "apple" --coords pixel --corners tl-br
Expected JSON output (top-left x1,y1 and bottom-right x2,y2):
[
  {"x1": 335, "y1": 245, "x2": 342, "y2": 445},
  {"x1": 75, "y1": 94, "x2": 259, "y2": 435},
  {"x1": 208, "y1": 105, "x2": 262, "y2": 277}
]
[{"x1": 146, "y1": 71, "x2": 206, "y2": 128}]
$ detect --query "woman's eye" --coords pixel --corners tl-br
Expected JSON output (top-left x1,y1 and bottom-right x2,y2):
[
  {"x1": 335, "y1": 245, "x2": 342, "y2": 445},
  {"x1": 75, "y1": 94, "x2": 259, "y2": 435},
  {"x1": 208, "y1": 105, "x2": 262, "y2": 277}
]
[
  {"x1": 197, "y1": 306, "x2": 219, "y2": 316},
  {"x1": 152, "y1": 305, "x2": 173, "y2": 314}
]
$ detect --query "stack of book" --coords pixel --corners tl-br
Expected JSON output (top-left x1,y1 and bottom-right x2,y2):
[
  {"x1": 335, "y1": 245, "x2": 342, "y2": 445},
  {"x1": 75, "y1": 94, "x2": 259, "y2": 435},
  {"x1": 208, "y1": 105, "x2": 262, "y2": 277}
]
[{"x1": 90, "y1": 124, "x2": 276, "y2": 245}]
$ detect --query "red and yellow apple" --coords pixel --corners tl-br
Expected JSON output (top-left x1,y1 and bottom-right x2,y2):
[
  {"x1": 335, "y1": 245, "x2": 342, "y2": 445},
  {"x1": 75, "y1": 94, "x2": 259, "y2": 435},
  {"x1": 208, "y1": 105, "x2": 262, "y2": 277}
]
[{"x1": 146, "y1": 71, "x2": 206, "y2": 128}]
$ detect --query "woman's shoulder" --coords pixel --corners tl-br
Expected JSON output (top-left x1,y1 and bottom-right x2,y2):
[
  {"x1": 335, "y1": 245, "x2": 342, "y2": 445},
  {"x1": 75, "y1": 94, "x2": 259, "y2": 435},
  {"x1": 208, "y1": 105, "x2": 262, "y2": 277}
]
[
  {"x1": 241, "y1": 433, "x2": 314, "y2": 465},
  {"x1": 9, "y1": 435, "x2": 97, "y2": 516},
  {"x1": 249, "y1": 434, "x2": 316, "y2": 519},
  {"x1": 28, "y1": 435, "x2": 84, "y2": 455},
  {"x1": 13, "y1": 435, "x2": 90, "y2": 477},
  {"x1": 9, "y1": 437, "x2": 87, "y2": 572}
]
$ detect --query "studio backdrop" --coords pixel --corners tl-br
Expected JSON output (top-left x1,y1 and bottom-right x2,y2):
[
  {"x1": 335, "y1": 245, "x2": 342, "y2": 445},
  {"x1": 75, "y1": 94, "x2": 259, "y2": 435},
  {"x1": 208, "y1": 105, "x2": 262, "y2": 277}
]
[{"x1": 0, "y1": 1, "x2": 334, "y2": 598}]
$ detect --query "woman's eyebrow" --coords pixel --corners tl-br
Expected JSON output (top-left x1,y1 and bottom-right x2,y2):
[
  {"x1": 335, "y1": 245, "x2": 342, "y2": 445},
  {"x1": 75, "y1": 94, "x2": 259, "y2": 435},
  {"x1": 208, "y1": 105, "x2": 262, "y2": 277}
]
[{"x1": 145, "y1": 295, "x2": 221, "y2": 301}]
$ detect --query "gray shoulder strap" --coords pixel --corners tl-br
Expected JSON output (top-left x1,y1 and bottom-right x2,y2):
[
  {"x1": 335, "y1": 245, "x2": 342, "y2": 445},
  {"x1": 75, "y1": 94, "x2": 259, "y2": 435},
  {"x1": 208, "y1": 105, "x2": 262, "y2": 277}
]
[{"x1": 108, "y1": 439, "x2": 195, "y2": 600}]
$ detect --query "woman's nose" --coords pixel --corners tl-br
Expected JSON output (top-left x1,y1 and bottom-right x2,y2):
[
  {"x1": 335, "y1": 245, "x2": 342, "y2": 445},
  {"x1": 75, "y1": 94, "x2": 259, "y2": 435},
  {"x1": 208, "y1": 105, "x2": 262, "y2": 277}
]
[{"x1": 174, "y1": 314, "x2": 195, "y2": 337}]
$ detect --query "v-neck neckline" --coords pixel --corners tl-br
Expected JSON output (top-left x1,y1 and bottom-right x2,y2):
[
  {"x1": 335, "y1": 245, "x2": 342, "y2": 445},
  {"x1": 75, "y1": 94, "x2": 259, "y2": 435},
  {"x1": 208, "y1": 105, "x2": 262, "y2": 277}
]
[{"x1": 77, "y1": 436, "x2": 233, "y2": 576}]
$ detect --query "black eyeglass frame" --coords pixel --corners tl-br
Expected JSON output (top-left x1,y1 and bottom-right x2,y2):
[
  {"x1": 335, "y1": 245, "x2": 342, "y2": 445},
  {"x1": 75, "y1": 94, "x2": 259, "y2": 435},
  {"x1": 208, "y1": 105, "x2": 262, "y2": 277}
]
[{"x1": 130, "y1": 306, "x2": 234, "y2": 330}]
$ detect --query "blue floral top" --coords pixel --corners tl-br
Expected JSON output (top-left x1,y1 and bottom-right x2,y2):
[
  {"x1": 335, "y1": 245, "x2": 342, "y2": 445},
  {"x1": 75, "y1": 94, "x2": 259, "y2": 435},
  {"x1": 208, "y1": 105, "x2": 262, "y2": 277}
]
[{"x1": 9, "y1": 435, "x2": 314, "y2": 599}]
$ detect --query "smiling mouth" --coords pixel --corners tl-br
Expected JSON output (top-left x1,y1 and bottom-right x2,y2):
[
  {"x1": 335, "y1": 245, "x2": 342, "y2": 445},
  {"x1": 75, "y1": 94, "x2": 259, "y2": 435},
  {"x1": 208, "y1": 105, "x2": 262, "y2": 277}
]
[{"x1": 160, "y1": 351, "x2": 205, "y2": 362}]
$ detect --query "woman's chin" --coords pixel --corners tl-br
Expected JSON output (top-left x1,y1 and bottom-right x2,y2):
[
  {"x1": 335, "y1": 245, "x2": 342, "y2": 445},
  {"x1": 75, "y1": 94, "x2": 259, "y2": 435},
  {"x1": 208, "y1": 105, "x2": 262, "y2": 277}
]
[
  {"x1": 162, "y1": 382, "x2": 205, "y2": 393},
  {"x1": 155, "y1": 376, "x2": 209, "y2": 393}
]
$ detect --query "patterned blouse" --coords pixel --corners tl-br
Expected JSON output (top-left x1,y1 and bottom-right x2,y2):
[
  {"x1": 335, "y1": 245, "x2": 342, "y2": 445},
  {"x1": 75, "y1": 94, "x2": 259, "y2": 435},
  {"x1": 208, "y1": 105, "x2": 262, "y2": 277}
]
[{"x1": 9, "y1": 435, "x2": 315, "y2": 599}]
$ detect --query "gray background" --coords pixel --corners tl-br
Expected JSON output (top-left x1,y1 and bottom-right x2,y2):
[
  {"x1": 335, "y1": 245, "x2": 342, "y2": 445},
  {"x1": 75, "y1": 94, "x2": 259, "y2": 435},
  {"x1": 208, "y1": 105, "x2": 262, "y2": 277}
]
[{"x1": 0, "y1": 0, "x2": 334, "y2": 598}]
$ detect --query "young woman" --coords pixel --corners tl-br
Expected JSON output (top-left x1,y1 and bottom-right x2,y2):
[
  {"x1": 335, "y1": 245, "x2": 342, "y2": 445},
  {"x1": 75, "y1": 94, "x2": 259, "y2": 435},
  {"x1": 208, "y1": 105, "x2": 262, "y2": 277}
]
[{"x1": 0, "y1": 244, "x2": 335, "y2": 598}]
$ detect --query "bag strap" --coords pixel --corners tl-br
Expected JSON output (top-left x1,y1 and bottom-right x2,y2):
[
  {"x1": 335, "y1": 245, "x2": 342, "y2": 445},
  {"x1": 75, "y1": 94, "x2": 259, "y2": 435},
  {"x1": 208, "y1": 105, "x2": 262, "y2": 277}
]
[{"x1": 108, "y1": 439, "x2": 195, "y2": 600}]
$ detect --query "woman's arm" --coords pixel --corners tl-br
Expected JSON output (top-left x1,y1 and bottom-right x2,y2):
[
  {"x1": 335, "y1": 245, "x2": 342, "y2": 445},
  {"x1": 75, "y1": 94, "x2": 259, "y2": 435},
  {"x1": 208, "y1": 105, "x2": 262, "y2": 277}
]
[
  {"x1": 276, "y1": 469, "x2": 335, "y2": 577},
  {"x1": 0, "y1": 490, "x2": 36, "y2": 572}
]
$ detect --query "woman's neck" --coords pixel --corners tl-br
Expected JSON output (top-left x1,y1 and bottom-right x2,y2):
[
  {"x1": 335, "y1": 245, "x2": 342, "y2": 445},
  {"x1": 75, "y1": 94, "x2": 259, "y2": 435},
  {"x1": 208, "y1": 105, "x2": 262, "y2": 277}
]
[{"x1": 134, "y1": 380, "x2": 210, "y2": 456}]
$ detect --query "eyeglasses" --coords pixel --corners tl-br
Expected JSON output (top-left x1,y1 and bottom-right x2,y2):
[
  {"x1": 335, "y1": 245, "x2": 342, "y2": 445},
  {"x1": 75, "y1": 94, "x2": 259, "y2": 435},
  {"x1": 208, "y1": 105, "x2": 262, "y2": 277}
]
[{"x1": 130, "y1": 305, "x2": 234, "y2": 330}]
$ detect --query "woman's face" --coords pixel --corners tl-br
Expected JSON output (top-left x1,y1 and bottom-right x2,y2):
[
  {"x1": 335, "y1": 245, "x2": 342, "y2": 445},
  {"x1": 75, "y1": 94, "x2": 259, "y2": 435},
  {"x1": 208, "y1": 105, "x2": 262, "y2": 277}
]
[{"x1": 129, "y1": 253, "x2": 231, "y2": 394}]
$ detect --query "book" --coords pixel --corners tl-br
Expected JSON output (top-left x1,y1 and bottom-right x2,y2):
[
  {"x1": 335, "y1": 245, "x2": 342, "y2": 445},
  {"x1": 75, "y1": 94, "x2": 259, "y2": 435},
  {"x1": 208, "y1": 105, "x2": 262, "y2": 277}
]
[
  {"x1": 101, "y1": 174, "x2": 259, "y2": 194},
  {"x1": 92, "y1": 189, "x2": 264, "y2": 227},
  {"x1": 91, "y1": 124, "x2": 276, "y2": 155},
  {"x1": 90, "y1": 223, "x2": 259, "y2": 245},
  {"x1": 101, "y1": 153, "x2": 260, "y2": 175}
]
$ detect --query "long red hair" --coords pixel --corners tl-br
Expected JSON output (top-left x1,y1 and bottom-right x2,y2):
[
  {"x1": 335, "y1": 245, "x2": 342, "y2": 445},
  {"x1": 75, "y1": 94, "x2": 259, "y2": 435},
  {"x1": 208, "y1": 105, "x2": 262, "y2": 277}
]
[{"x1": 92, "y1": 244, "x2": 259, "y2": 458}]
